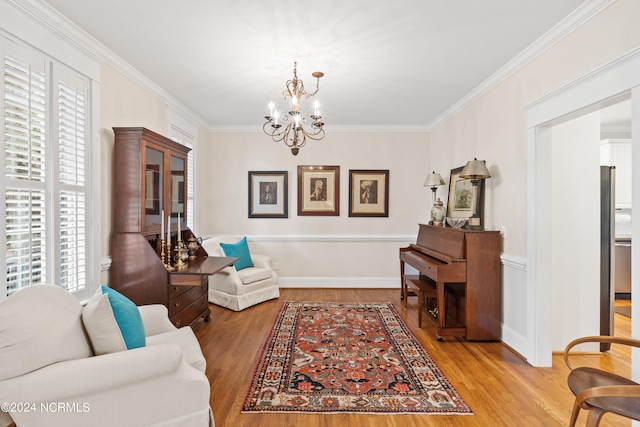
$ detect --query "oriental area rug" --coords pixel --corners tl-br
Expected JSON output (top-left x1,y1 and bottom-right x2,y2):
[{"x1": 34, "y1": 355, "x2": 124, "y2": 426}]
[{"x1": 242, "y1": 301, "x2": 472, "y2": 415}]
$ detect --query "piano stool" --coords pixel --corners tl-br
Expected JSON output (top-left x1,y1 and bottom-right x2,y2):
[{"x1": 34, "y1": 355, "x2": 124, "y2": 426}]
[{"x1": 403, "y1": 275, "x2": 437, "y2": 328}]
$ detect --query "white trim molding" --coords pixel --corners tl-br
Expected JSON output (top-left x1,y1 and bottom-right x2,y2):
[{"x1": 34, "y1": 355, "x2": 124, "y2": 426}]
[
  {"x1": 245, "y1": 234, "x2": 416, "y2": 243},
  {"x1": 10, "y1": 0, "x2": 613, "y2": 133},
  {"x1": 500, "y1": 253, "x2": 527, "y2": 271},
  {"x1": 525, "y1": 45, "x2": 640, "y2": 367},
  {"x1": 278, "y1": 277, "x2": 399, "y2": 289},
  {"x1": 429, "y1": 0, "x2": 614, "y2": 131}
]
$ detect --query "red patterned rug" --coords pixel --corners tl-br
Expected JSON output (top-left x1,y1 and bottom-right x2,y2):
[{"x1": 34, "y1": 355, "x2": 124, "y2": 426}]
[{"x1": 242, "y1": 301, "x2": 473, "y2": 415}]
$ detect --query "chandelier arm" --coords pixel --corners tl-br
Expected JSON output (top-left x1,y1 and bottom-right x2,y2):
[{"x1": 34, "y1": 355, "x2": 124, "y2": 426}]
[
  {"x1": 300, "y1": 127, "x2": 325, "y2": 141},
  {"x1": 263, "y1": 121, "x2": 292, "y2": 144},
  {"x1": 263, "y1": 62, "x2": 326, "y2": 155}
]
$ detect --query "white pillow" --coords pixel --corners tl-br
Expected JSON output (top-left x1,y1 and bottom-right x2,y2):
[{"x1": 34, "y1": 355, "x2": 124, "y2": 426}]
[{"x1": 82, "y1": 291, "x2": 127, "y2": 355}]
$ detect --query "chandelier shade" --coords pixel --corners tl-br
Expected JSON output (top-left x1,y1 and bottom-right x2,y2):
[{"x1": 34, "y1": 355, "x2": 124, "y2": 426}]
[{"x1": 263, "y1": 62, "x2": 325, "y2": 155}]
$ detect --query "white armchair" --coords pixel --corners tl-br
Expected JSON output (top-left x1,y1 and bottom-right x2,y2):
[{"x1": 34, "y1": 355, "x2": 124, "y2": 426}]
[
  {"x1": 202, "y1": 236, "x2": 279, "y2": 311},
  {"x1": 0, "y1": 285, "x2": 213, "y2": 427}
]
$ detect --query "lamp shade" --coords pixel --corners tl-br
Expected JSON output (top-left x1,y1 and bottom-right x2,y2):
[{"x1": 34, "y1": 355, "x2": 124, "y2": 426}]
[
  {"x1": 460, "y1": 158, "x2": 490, "y2": 179},
  {"x1": 424, "y1": 171, "x2": 445, "y2": 187}
]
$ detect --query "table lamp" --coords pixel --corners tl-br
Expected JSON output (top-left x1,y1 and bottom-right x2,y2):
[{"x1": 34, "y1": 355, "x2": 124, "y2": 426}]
[
  {"x1": 424, "y1": 171, "x2": 445, "y2": 225},
  {"x1": 460, "y1": 158, "x2": 491, "y2": 229}
]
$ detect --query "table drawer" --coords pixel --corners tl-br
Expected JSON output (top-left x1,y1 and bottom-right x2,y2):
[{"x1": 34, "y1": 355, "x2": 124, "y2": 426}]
[
  {"x1": 170, "y1": 293, "x2": 208, "y2": 328},
  {"x1": 168, "y1": 283, "x2": 207, "y2": 318},
  {"x1": 169, "y1": 273, "x2": 203, "y2": 287}
]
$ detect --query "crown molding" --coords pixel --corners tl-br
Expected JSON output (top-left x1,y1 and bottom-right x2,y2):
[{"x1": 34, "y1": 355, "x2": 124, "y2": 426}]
[
  {"x1": 12, "y1": 0, "x2": 614, "y2": 133},
  {"x1": 10, "y1": 0, "x2": 209, "y2": 129},
  {"x1": 207, "y1": 124, "x2": 431, "y2": 133},
  {"x1": 428, "y1": 0, "x2": 615, "y2": 131}
]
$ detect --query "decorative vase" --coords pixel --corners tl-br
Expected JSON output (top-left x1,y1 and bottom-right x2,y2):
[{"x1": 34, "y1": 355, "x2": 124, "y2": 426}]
[
  {"x1": 186, "y1": 236, "x2": 203, "y2": 260},
  {"x1": 430, "y1": 198, "x2": 445, "y2": 226},
  {"x1": 174, "y1": 241, "x2": 189, "y2": 263}
]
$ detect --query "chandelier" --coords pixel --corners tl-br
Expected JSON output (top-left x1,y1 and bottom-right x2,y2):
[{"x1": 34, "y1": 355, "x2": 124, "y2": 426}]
[{"x1": 263, "y1": 62, "x2": 325, "y2": 155}]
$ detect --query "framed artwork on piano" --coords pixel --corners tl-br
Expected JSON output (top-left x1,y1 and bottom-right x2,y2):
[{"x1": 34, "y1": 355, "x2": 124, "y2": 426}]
[
  {"x1": 348, "y1": 169, "x2": 389, "y2": 217},
  {"x1": 297, "y1": 165, "x2": 340, "y2": 216},
  {"x1": 248, "y1": 171, "x2": 288, "y2": 218},
  {"x1": 446, "y1": 165, "x2": 485, "y2": 226}
]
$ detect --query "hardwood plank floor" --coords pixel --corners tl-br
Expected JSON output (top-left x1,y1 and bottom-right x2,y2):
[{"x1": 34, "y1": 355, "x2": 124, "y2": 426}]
[{"x1": 193, "y1": 289, "x2": 632, "y2": 427}]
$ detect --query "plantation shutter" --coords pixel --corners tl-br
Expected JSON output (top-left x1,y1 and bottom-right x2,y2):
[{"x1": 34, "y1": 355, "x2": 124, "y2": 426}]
[
  {"x1": 56, "y1": 74, "x2": 88, "y2": 293},
  {"x1": 4, "y1": 51, "x2": 48, "y2": 295},
  {"x1": 3, "y1": 39, "x2": 90, "y2": 297},
  {"x1": 168, "y1": 125, "x2": 195, "y2": 230}
]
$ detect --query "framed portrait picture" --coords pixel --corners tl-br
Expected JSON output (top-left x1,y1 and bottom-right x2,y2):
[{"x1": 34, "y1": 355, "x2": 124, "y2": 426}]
[
  {"x1": 297, "y1": 165, "x2": 340, "y2": 216},
  {"x1": 348, "y1": 169, "x2": 389, "y2": 217},
  {"x1": 446, "y1": 165, "x2": 485, "y2": 224},
  {"x1": 248, "y1": 171, "x2": 288, "y2": 218}
]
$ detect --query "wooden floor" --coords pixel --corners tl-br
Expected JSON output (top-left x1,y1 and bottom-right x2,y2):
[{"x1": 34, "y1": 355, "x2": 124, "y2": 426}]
[{"x1": 193, "y1": 289, "x2": 633, "y2": 427}]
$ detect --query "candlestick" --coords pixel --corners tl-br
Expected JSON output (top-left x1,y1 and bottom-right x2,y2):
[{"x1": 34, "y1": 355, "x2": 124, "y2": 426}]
[
  {"x1": 175, "y1": 212, "x2": 184, "y2": 268},
  {"x1": 166, "y1": 215, "x2": 171, "y2": 248},
  {"x1": 160, "y1": 237, "x2": 166, "y2": 267}
]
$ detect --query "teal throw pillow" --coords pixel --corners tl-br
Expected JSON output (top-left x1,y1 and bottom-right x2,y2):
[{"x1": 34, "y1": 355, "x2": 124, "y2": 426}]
[
  {"x1": 100, "y1": 285, "x2": 146, "y2": 350},
  {"x1": 220, "y1": 237, "x2": 254, "y2": 270}
]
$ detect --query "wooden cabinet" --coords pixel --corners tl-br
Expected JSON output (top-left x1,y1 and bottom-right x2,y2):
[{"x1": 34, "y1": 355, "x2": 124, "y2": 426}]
[{"x1": 111, "y1": 127, "x2": 235, "y2": 327}]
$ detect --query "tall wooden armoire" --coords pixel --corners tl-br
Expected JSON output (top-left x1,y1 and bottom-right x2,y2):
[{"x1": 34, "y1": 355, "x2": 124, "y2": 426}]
[{"x1": 111, "y1": 127, "x2": 234, "y2": 327}]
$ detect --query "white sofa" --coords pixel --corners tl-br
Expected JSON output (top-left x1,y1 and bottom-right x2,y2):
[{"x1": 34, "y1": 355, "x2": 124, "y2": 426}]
[
  {"x1": 202, "y1": 236, "x2": 279, "y2": 311},
  {"x1": 0, "y1": 285, "x2": 214, "y2": 427}
]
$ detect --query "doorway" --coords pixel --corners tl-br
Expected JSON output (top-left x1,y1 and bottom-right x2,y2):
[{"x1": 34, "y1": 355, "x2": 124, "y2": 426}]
[{"x1": 525, "y1": 48, "x2": 640, "y2": 367}]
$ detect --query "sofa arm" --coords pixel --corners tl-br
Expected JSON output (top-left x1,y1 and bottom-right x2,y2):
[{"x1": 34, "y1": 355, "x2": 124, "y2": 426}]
[
  {"x1": 209, "y1": 265, "x2": 243, "y2": 291},
  {"x1": 0, "y1": 343, "x2": 183, "y2": 404},
  {"x1": 138, "y1": 304, "x2": 176, "y2": 336},
  {"x1": 251, "y1": 254, "x2": 272, "y2": 269}
]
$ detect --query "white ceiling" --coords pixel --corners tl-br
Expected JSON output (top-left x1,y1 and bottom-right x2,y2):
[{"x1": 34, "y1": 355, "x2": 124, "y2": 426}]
[{"x1": 42, "y1": 0, "x2": 590, "y2": 130}]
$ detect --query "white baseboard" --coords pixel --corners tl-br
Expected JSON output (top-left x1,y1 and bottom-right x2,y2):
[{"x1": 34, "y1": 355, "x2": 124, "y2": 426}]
[
  {"x1": 500, "y1": 323, "x2": 529, "y2": 360},
  {"x1": 278, "y1": 277, "x2": 400, "y2": 289}
]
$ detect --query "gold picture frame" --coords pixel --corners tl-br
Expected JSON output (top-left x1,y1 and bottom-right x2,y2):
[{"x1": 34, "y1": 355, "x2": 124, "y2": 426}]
[{"x1": 297, "y1": 165, "x2": 340, "y2": 216}]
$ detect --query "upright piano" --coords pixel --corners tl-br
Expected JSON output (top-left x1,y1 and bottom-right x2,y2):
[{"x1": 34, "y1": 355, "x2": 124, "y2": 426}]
[{"x1": 400, "y1": 224, "x2": 501, "y2": 341}]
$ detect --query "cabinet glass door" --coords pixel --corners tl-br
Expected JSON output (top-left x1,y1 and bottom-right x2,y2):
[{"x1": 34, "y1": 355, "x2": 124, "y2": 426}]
[
  {"x1": 170, "y1": 155, "x2": 186, "y2": 221},
  {"x1": 144, "y1": 147, "x2": 164, "y2": 228}
]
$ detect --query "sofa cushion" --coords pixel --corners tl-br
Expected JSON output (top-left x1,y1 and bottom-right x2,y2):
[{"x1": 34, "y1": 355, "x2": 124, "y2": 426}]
[
  {"x1": 237, "y1": 267, "x2": 273, "y2": 285},
  {"x1": 220, "y1": 236, "x2": 254, "y2": 270},
  {"x1": 82, "y1": 286, "x2": 145, "y2": 355},
  {"x1": 0, "y1": 285, "x2": 92, "y2": 380}
]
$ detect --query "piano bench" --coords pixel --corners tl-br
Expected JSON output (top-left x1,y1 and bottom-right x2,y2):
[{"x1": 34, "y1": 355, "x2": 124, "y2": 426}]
[{"x1": 404, "y1": 275, "x2": 437, "y2": 328}]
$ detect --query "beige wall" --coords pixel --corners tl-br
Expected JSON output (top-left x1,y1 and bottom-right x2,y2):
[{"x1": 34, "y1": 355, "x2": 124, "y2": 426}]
[
  {"x1": 93, "y1": 0, "x2": 640, "y2": 357},
  {"x1": 196, "y1": 131, "x2": 430, "y2": 279},
  {"x1": 97, "y1": 65, "x2": 432, "y2": 284},
  {"x1": 99, "y1": 64, "x2": 169, "y2": 283},
  {"x1": 95, "y1": 0, "x2": 640, "y2": 284},
  {"x1": 429, "y1": 0, "x2": 640, "y2": 257}
]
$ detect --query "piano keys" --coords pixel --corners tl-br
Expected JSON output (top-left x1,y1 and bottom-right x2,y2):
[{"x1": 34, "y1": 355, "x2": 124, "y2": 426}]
[{"x1": 400, "y1": 223, "x2": 501, "y2": 341}]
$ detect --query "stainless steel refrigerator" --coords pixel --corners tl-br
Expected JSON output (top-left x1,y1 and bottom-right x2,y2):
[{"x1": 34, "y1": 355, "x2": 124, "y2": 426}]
[{"x1": 600, "y1": 165, "x2": 615, "y2": 351}]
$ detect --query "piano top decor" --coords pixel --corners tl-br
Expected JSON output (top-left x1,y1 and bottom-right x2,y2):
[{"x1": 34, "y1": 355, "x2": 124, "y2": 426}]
[{"x1": 446, "y1": 165, "x2": 487, "y2": 229}]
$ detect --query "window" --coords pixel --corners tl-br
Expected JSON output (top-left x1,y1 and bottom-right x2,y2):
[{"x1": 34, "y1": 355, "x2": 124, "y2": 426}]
[
  {"x1": 168, "y1": 121, "x2": 196, "y2": 231},
  {"x1": 2, "y1": 38, "x2": 92, "y2": 299}
]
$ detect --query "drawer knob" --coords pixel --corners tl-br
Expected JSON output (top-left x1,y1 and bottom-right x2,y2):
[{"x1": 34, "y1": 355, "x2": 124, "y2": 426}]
[
  {"x1": 175, "y1": 301, "x2": 181, "y2": 308},
  {"x1": 175, "y1": 320, "x2": 181, "y2": 327}
]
